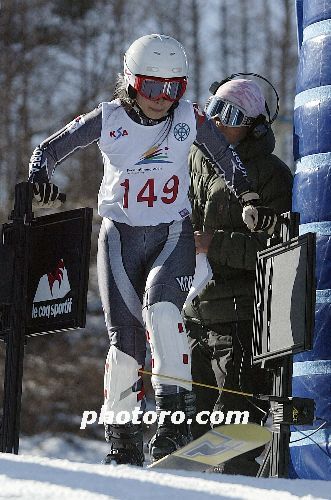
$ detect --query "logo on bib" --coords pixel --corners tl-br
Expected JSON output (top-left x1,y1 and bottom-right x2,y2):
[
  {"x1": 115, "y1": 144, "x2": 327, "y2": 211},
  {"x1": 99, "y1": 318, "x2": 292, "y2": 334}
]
[
  {"x1": 110, "y1": 127, "x2": 129, "y2": 140},
  {"x1": 135, "y1": 145, "x2": 172, "y2": 165},
  {"x1": 174, "y1": 123, "x2": 190, "y2": 141}
]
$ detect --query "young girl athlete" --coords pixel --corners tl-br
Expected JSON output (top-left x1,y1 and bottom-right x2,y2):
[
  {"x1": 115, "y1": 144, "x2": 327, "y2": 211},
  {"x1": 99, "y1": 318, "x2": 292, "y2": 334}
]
[{"x1": 29, "y1": 34, "x2": 275, "y2": 466}]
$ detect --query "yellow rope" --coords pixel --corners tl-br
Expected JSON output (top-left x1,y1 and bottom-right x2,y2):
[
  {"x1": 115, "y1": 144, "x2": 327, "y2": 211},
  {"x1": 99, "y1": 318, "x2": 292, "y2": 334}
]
[{"x1": 138, "y1": 369, "x2": 254, "y2": 398}]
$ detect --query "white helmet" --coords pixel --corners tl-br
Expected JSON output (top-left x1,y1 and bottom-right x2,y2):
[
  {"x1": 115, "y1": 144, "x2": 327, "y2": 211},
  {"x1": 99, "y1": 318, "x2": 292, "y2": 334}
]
[{"x1": 124, "y1": 34, "x2": 188, "y2": 89}]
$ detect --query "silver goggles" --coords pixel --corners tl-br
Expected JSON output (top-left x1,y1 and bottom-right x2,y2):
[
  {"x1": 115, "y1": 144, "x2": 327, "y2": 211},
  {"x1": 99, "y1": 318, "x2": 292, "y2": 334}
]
[{"x1": 204, "y1": 96, "x2": 255, "y2": 127}]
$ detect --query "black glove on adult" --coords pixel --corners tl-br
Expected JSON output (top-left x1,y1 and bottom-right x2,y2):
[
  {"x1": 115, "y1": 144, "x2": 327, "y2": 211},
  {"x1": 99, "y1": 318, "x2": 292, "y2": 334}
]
[
  {"x1": 32, "y1": 182, "x2": 66, "y2": 209},
  {"x1": 240, "y1": 193, "x2": 277, "y2": 235}
]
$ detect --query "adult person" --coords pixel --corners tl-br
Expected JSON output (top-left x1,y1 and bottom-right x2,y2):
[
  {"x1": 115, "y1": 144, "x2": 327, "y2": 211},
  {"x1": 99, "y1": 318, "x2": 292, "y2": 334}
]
[
  {"x1": 184, "y1": 77, "x2": 293, "y2": 475},
  {"x1": 28, "y1": 35, "x2": 276, "y2": 467}
]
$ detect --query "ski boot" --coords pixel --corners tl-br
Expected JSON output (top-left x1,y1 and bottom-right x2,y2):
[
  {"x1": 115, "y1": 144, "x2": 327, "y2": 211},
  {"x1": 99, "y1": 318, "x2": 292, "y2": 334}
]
[
  {"x1": 149, "y1": 391, "x2": 196, "y2": 462},
  {"x1": 102, "y1": 422, "x2": 144, "y2": 466}
]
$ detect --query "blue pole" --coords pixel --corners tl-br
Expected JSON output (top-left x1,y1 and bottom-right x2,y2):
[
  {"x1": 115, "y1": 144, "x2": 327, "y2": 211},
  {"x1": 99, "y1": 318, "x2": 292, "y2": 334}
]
[{"x1": 291, "y1": 0, "x2": 331, "y2": 480}]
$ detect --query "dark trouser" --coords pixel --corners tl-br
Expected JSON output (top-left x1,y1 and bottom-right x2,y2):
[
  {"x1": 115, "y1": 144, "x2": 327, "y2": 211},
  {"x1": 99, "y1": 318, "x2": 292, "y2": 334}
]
[{"x1": 187, "y1": 320, "x2": 272, "y2": 475}]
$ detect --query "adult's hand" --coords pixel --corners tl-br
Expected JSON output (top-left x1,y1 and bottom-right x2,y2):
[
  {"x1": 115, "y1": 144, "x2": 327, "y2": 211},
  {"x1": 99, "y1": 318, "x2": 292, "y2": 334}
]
[
  {"x1": 194, "y1": 230, "x2": 214, "y2": 254},
  {"x1": 242, "y1": 204, "x2": 277, "y2": 235}
]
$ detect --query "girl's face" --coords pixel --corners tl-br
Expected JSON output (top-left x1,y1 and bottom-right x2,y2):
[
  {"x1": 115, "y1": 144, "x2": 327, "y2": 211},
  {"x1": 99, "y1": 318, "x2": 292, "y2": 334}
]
[{"x1": 136, "y1": 93, "x2": 173, "y2": 120}]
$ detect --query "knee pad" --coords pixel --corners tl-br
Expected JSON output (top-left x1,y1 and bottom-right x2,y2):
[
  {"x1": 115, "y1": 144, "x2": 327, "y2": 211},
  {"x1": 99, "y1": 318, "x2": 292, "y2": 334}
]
[
  {"x1": 101, "y1": 346, "x2": 143, "y2": 419},
  {"x1": 144, "y1": 302, "x2": 192, "y2": 391}
]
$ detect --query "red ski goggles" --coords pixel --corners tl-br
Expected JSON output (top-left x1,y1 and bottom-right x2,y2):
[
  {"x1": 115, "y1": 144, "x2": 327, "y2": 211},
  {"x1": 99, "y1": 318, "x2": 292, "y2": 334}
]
[{"x1": 133, "y1": 75, "x2": 187, "y2": 102}]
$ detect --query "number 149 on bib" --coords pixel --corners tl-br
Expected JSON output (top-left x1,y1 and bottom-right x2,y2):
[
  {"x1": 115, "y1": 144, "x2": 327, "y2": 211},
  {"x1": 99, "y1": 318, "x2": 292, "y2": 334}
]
[{"x1": 120, "y1": 175, "x2": 179, "y2": 208}]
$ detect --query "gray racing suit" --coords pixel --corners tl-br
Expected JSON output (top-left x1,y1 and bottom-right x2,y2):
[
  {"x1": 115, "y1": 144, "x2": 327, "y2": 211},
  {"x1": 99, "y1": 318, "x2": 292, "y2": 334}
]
[{"x1": 28, "y1": 102, "x2": 253, "y2": 401}]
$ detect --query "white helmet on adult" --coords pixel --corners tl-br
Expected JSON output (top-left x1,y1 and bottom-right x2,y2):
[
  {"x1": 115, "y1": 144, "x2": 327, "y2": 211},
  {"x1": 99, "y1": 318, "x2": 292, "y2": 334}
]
[{"x1": 124, "y1": 34, "x2": 188, "y2": 90}]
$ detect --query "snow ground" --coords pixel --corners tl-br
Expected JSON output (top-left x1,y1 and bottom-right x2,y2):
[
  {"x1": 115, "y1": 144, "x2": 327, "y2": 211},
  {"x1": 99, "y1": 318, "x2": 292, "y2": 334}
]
[{"x1": 0, "y1": 434, "x2": 329, "y2": 500}]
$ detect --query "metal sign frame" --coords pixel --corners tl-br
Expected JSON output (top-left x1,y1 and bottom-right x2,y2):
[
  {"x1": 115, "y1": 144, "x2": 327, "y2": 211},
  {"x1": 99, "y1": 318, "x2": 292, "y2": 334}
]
[
  {"x1": 0, "y1": 183, "x2": 92, "y2": 453},
  {"x1": 252, "y1": 212, "x2": 316, "y2": 478}
]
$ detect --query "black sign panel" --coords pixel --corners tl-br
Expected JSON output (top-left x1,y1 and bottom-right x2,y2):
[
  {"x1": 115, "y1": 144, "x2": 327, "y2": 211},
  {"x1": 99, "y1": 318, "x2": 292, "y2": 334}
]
[
  {"x1": 25, "y1": 208, "x2": 92, "y2": 336},
  {"x1": 253, "y1": 232, "x2": 316, "y2": 362}
]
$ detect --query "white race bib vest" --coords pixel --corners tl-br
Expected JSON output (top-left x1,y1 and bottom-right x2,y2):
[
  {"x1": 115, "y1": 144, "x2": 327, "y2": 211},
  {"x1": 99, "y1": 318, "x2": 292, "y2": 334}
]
[{"x1": 98, "y1": 99, "x2": 196, "y2": 226}]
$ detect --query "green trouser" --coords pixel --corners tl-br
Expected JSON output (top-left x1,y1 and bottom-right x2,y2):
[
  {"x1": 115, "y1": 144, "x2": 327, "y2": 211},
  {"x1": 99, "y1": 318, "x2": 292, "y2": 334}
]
[{"x1": 186, "y1": 319, "x2": 272, "y2": 476}]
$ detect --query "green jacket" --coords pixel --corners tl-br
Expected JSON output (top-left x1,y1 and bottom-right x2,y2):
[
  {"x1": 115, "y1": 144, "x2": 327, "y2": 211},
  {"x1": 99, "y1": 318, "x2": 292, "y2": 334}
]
[{"x1": 184, "y1": 128, "x2": 293, "y2": 324}]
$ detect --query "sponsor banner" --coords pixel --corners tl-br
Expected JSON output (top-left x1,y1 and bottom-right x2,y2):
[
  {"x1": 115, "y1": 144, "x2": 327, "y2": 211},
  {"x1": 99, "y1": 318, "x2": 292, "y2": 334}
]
[{"x1": 25, "y1": 208, "x2": 92, "y2": 335}]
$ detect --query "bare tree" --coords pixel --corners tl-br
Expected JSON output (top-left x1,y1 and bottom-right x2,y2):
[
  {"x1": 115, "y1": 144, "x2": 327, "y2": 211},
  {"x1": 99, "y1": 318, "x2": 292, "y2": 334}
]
[
  {"x1": 261, "y1": 0, "x2": 274, "y2": 107},
  {"x1": 278, "y1": 0, "x2": 298, "y2": 117},
  {"x1": 219, "y1": 0, "x2": 230, "y2": 77},
  {"x1": 189, "y1": 0, "x2": 201, "y2": 102},
  {"x1": 239, "y1": 0, "x2": 249, "y2": 72}
]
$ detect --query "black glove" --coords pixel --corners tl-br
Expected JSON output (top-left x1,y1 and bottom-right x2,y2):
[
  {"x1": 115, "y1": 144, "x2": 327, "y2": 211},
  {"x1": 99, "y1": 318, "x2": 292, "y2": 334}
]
[
  {"x1": 32, "y1": 182, "x2": 66, "y2": 209},
  {"x1": 241, "y1": 193, "x2": 277, "y2": 235}
]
